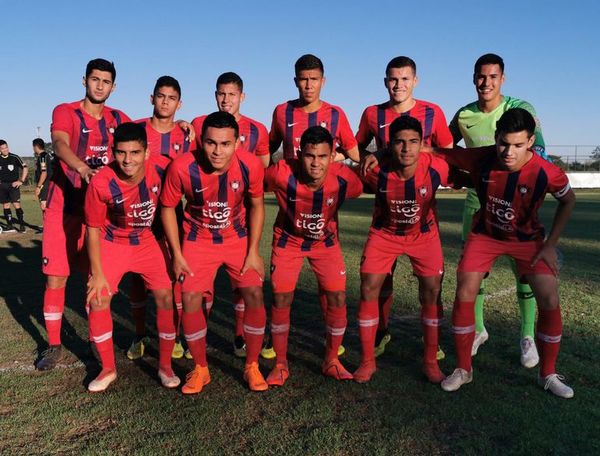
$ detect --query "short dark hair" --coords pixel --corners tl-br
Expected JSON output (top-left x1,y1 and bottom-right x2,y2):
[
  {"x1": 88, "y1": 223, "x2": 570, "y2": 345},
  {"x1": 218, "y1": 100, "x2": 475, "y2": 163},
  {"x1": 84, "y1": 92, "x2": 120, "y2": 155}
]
[
  {"x1": 201, "y1": 111, "x2": 239, "y2": 139},
  {"x1": 495, "y1": 108, "x2": 535, "y2": 138},
  {"x1": 300, "y1": 126, "x2": 333, "y2": 151},
  {"x1": 295, "y1": 54, "x2": 324, "y2": 76},
  {"x1": 32, "y1": 138, "x2": 45, "y2": 150},
  {"x1": 113, "y1": 122, "x2": 147, "y2": 149},
  {"x1": 474, "y1": 53, "x2": 504, "y2": 74},
  {"x1": 153, "y1": 75, "x2": 181, "y2": 98},
  {"x1": 86, "y1": 58, "x2": 116, "y2": 82},
  {"x1": 386, "y1": 56, "x2": 417, "y2": 75},
  {"x1": 216, "y1": 72, "x2": 243, "y2": 91},
  {"x1": 389, "y1": 116, "x2": 423, "y2": 141},
  {"x1": 0, "y1": 140, "x2": 7, "y2": 147}
]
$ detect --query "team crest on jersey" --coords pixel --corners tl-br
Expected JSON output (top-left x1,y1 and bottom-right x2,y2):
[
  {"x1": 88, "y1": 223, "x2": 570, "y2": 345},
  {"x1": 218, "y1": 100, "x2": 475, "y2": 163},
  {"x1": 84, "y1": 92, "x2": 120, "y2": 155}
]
[
  {"x1": 231, "y1": 180, "x2": 240, "y2": 192},
  {"x1": 42, "y1": 257, "x2": 49, "y2": 266},
  {"x1": 326, "y1": 196, "x2": 335, "y2": 206},
  {"x1": 240, "y1": 135, "x2": 246, "y2": 143},
  {"x1": 174, "y1": 143, "x2": 180, "y2": 151},
  {"x1": 7, "y1": 165, "x2": 14, "y2": 171},
  {"x1": 320, "y1": 121, "x2": 327, "y2": 128},
  {"x1": 518, "y1": 184, "x2": 529, "y2": 195},
  {"x1": 419, "y1": 186, "x2": 428, "y2": 197},
  {"x1": 109, "y1": 127, "x2": 115, "y2": 134},
  {"x1": 151, "y1": 185, "x2": 159, "y2": 194}
]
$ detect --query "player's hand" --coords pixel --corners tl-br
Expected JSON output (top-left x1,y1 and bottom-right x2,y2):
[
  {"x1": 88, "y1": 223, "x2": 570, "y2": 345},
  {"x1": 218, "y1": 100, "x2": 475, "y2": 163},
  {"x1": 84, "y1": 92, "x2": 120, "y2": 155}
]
[
  {"x1": 77, "y1": 165, "x2": 98, "y2": 184},
  {"x1": 173, "y1": 254, "x2": 194, "y2": 283},
  {"x1": 12, "y1": 180, "x2": 22, "y2": 188},
  {"x1": 241, "y1": 250, "x2": 265, "y2": 279},
  {"x1": 177, "y1": 120, "x2": 195, "y2": 143},
  {"x1": 360, "y1": 153, "x2": 379, "y2": 176},
  {"x1": 86, "y1": 274, "x2": 112, "y2": 305},
  {"x1": 35, "y1": 187, "x2": 41, "y2": 197},
  {"x1": 531, "y1": 243, "x2": 559, "y2": 276}
]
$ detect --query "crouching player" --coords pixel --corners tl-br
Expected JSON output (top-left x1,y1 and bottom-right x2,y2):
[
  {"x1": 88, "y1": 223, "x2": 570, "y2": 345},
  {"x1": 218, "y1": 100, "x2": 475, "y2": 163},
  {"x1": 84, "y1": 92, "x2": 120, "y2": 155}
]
[
  {"x1": 160, "y1": 111, "x2": 268, "y2": 393},
  {"x1": 265, "y1": 126, "x2": 362, "y2": 386},
  {"x1": 85, "y1": 122, "x2": 179, "y2": 392},
  {"x1": 355, "y1": 116, "x2": 451, "y2": 384},
  {"x1": 438, "y1": 108, "x2": 576, "y2": 398}
]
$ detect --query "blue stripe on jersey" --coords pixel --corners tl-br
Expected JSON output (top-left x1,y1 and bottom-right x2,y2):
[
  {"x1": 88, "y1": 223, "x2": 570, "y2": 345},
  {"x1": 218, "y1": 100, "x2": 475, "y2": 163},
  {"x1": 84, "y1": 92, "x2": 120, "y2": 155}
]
[
  {"x1": 111, "y1": 110, "x2": 123, "y2": 125},
  {"x1": 108, "y1": 178, "x2": 125, "y2": 216},
  {"x1": 377, "y1": 105, "x2": 386, "y2": 147},
  {"x1": 161, "y1": 132, "x2": 171, "y2": 156},
  {"x1": 74, "y1": 110, "x2": 90, "y2": 163},
  {"x1": 278, "y1": 174, "x2": 298, "y2": 248},
  {"x1": 239, "y1": 160, "x2": 250, "y2": 189},
  {"x1": 188, "y1": 222, "x2": 199, "y2": 242},
  {"x1": 183, "y1": 139, "x2": 190, "y2": 153},
  {"x1": 249, "y1": 123, "x2": 258, "y2": 152},
  {"x1": 518, "y1": 168, "x2": 548, "y2": 241},
  {"x1": 98, "y1": 117, "x2": 110, "y2": 151},
  {"x1": 277, "y1": 232, "x2": 289, "y2": 248},
  {"x1": 374, "y1": 168, "x2": 389, "y2": 230},
  {"x1": 301, "y1": 188, "x2": 323, "y2": 251},
  {"x1": 330, "y1": 108, "x2": 339, "y2": 138},
  {"x1": 128, "y1": 231, "x2": 140, "y2": 246},
  {"x1": 155, "y1": 164, "x2": 165, "y2": 180},
  {"x1": 209, "y1": 173, "x2": 228, "y2": 245},
  {"x1": 473, "y1": 158, "x2": 494, "y2": 235},
  {"x1": 396, "y1": 177, "x2": 416, "y2": 235},
  {"x1": 188, "y1": 162, "x2": 203, "y2": 206},
  {"x1": 497, "y1": 170, "x2": 520, "y2": 240},
  {"x1": 308, "y1": 111, "x2": 317, "y2": 127},
  {"x1": 423, "y1": 106, "x2": 434, "y2": 142},
  {"x1": 336, "y1": 176, "x2": 348, "y2": 210},
  {"x1": 285, "y1": 103, "x2": 295, "y2": 147},
  {"x1": 105, "y1": 224, "x2": 115, "y2": 242}
]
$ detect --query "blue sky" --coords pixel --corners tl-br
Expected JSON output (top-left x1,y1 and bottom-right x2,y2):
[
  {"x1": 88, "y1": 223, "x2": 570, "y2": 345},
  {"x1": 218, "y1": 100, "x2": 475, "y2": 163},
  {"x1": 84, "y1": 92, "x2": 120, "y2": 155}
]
[{"x1": 1, "y1": 0, "x2": 599, "y2": 157}]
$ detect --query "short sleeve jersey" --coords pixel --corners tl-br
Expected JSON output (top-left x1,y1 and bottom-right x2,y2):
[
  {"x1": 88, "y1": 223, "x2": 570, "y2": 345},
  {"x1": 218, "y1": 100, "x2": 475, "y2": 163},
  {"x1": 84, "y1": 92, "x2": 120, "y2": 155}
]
[
  {"x1": 191, "y1": 115, "x2": 269, "y2": 157},
  {"x1": 265, "y1": 161, "x2": 362, "y2": 250},
  {"x1": 35, "y1": 152, "x2": 53, "y2": 183},
  {"x1": 84, "y1": 159, "x2": 162, "y2": 245},
  {"x1": 49, "y1": 101, "x2": 130, "y2": 215},
  {"x1": 160, "y1": 150, "x2": 264, "y2": 244},
  {"x1": 135, "y1": 118, "x2": 195, "y2": 180},
  {"x1": 356, "y1": 100, "x2": 453, "y2": 150},
  {"x1": 362, "y1": 152, "x2": 450, "y2": 236},
  {"x1": 269, "y1": 100, "x2": 357, "y2": 161},
  {"x1": 439, "y1": 147, "x2": 570, "y2": 241},
  {"x1": 0, "y1": 153, "x2": 26, "y2": 183}
]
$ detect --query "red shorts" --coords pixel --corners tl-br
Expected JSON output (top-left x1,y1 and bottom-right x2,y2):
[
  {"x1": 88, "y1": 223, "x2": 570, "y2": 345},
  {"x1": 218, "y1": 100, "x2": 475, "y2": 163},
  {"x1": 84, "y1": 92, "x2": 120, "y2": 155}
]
[
  {"x1": 180, "y1": 236, "x2": 263, "y2": 293},
  {"x1": 100, "y1": 237, "x2": 172, "y2": 292},
  {"x1": 360, "y1": 228, "x2": 444, "y2": 277},
  {"x1": 458, "y1": 233, "x2": 554, "y2": 276},
  {"x1": 270, "y1": 242, "x2": 346, "y2": 293},
  {"x1": 42, "y1": 208, "x2": 88, "y2": 276}
]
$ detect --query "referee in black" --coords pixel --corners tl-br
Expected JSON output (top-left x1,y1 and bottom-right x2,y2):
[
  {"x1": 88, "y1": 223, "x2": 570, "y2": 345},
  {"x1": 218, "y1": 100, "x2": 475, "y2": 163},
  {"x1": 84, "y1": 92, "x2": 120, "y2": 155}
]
[{"x1": 0, "y1": 139, "x2": 28, "y2": 232}]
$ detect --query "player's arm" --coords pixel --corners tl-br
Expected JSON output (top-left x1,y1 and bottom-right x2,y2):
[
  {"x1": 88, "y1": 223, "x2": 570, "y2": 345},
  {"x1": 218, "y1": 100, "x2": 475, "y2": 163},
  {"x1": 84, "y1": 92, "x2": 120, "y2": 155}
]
[
  {"x1": 448, "y1": 110, "x2": 463, "y2": 145},
  {"x1": 35, "y1": 156, "x2": 48, "y2": 196},
  {"x1": 161, "y1": 205, "x2": 193, "y2": 281},
  {"x1": 258, "y1": 154, "x2": 270, "y2": 168},
  {"x1": 85, "y1": 226, "x2": 112, "y2": 304},
  {"x1": 268, "y1": 108, "x2": 283, "y2": 157},
  {"x1": 241, "y1": 194, "x2": 265, "y2": 278},
  {"x1": 52, "y1": 130, "x2": 96, "y2": 183},
  {"x1": 355, "y1": 108, "x2": 374, "y2": 158},
  {"x1": 13, "y1": 157, "x2": 28, "y2": 188},
  {"x1": 336, "y1": 111, "x2": 360, "y2": 163},
  {"x1": 176, "y1": 119, "x2": 195, "y2": 143}
]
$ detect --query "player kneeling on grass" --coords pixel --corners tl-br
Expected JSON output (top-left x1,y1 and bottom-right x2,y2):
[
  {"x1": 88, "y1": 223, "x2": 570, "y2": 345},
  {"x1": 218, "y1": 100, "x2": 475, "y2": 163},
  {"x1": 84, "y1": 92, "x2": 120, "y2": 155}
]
[
  {"x1": 264, "y1": 126, "x2": 362, "y2": 386},
  {"x1": 160, "y1": 111, "x2": 268, "y2": 394},
  {"x1": 436, "y1": 108, "x2": 576, "y2": 398},
  {"x1": 85, "y1": 122, "x2": 179, "y2": 392},
  {"x1": 355, "y1": 116, "x2": 452, "y2": 384}
]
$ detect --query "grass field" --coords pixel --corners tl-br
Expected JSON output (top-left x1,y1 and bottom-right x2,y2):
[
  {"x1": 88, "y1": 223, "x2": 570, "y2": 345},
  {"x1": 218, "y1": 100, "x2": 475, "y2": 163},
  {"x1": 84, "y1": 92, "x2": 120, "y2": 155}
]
[{"x1": 1, "y1": 190, "x2": 599, "y2": 455}]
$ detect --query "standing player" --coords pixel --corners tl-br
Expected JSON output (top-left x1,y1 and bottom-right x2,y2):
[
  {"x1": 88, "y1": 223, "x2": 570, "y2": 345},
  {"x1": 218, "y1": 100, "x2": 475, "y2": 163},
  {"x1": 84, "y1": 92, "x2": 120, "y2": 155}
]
[
  {"x1": 355, "y1": 116, "x2": 450, "y2": 384},
  {"x1": 160, "y1": 111, "x2": 268, "y2": 393},
  {"x1": 439, "y1": 108, "x2": 575, "y2": 398},
  {"x1": 85, "y1": 122, "x2": 179, "y2": 392},
  {"x1": 125, "y1": 75, "x2": 194, "y2": 361},
  {"x1": 32, "y1": 138, "x2": 53, "y2": 220},
  {"x1": 36, "y1": 58, "x2": 131, "y2": 370},
  {"x1": 0, "y1": 140, "x2": 28, "y2": 232},
  {"x1": 449, "y1": 53, "x2": 547, "y2": 367},
  {"x1": 265, "y1": 126, "x2": 362, "y2": 386},
  {"x1": 191, "y1": 72, "x2": 270, "y2": 357},
  {"x1": 356, "y1": 56, "x2": 453, "y2": 357}
]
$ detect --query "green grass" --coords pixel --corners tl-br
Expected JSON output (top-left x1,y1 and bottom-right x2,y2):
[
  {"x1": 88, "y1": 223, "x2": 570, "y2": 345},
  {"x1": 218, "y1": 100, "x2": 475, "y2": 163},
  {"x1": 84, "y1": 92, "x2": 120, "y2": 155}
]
[{"x1": 1, "y1": 189, "x2": 599, "y2": 455}]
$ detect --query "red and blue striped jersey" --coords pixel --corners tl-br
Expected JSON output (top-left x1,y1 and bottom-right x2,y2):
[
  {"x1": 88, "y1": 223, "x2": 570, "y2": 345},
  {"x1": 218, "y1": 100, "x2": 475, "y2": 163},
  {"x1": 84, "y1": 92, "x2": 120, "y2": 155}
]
[
  {"x1": 439, "y1": 147, "x2": 571, "y2": 241},
  {"x1": 84, "y1": 159, "x2": 161, "y2": 245},
  {"x1": 48, "y1": 101, "x2": 130, "y2": 215},
  {"x1": 269, "y1": 100, "x2": 357, "y2": 161},
  {"x1": 161, "y1": 150, "x2": 264, "y2": 244},
  {"x1": 265, "y1": 161, "x2": 362, "y2": 250},
  {"x1": 362, "y1": 152, "x2": 450, "y2": 236},
  {"x1": 191, "y1": 114, "x2": 269, "y2": 157},
  {"x1": 135, "y1": 118, "x2": 195, "y2": 180},
  {"x1": 356, "y1": 100, "x2": 453, "y2": 150}
]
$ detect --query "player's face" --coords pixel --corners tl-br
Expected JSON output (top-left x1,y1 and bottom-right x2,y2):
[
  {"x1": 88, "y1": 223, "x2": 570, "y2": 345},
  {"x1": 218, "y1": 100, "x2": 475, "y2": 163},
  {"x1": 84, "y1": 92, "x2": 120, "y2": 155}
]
[
  {"x1": 473, "y1": 64, "x2": 505, "y2": 103},
  {"x1": 83, "y1": 70, "x2": 115, "y2": 104},
  {"x1": 390, "y1": 129, "x2": 422, "y2": 168},
  {"x1": 0, "y1": 144, "x2": 9, "y2": 156},
  {"x1": 151, "y1": 86, "x2": 181, "y2": 119},
  {"x1": 294, "y1": 70, "x2": 325, "y2": 104},
  {"x1": 385, "y1": 67, "x2": 418, "y2": 105},
  {"x1": 300, "y1": 142, "x2": 334, "y2": 182},
  {"x1": 215, "y1": 83, "x2": 245, "y2": 117},
  {"x1": 201, "y1": 126, "x2": 238, "y2": 172},
  {"x1": 113, "y1": 140, "x2": 148, "y2": 181},
  {"x1": 495, "y1": 130, "x2": 535, "y2": 171}
]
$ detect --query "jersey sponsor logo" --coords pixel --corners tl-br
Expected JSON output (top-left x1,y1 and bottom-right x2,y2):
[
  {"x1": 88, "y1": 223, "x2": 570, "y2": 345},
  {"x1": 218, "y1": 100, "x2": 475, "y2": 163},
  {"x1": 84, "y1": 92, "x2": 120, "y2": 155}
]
[
  {"x1": 379, "y1": 123, "x2": 391, "y2": 129},
  {"x1": 82, "y1": 128, "x2": 93, "y2": 133},
  {"x1": 296, "y1": 212, "x2": 325, "y2": 239},
  {"x1": 195, "y1": 187, "x2": 209, "y2": 193},
  {"x1": 390, "y1": 199, "x2": 421, "y2": 224},
  {"x1": 85, "y1": 154, "x2": 110, "y2": 167},
  {"x1": 115, "y1": 197, "x2": 128, "y2": 204},
  {"x1": 127, "y1": 200, "x2": 156, "y2": 225},
  {"x1": 486, "y1": 195, "x2": 515, "y2": 231},
  {"x1": 287, "y1": 122, "x2": 299, "y2": 127},
  {"x1": 202, "y1": 201, "x2": 231, "y2": 229},
  {"x1": 466, "y1": 124, "x2": 476, "y2": 129}
]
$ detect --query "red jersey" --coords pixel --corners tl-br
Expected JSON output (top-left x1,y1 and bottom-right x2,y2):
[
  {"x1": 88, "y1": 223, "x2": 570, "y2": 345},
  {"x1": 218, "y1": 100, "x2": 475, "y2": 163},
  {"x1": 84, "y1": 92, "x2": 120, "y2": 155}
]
[
  {"x1": 84, "y1": 159, "x2": 162, "y2": 245},
  {"x1": 356, "y1": 100, "x2": 453, "y2": 150},
  {"x1": 160, "y1": 150, "x2": 264, "y2": 244},
  {"x1": 135, "y1": 118, "x2": 195, "y2": 179},
  {"x1": 440, "y1": 147, "x2": 571, "y2": 241},
  {"x1": 191, "y1": 114, "x2": 269, "y2": 157},
  {"x1": 269, "y1": 100, "x2": 357, "y2": 161},
  {"x1": 265, "y1": 161, "x2": 362, "y2": 250},
  {"x1": 362, "y1": 152, "x2": 450, "y2": 236},
  {"x1": 48, "y1": 101, "x2": 130, "y2": 215}
]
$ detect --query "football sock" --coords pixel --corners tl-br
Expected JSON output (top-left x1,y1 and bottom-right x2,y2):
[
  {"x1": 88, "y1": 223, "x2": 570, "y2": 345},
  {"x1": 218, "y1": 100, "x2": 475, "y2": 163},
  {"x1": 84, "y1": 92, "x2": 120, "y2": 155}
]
[
  {"x1": 325, "y1": 304, "x2": 347, "y2": 361},
  {"x1": 173, "y1": 281, "x2": 183, "y2": 336},
  {"x1": 421, "y1": 302, "x2": 443, "y2": 364},
  {"x1": 536, "y1": 307, "x2": 562, "y2": 377},
  {"x1": 157, "y1": 308, "x2": 176, "y2": 370},
  {"x1": 517, "y1": 282, "x2": 536, "y2": 339},
  {"x1": 43, "y1": 286, "x2": 65, "y2": 346},
  {"x1": 183, "y1": 309, "x2": 207, "y2": 367},
  {"x1": 89, "y1": 308, "x2": 115, "y2": 370},
  {"x1": 271, "y1": 306, "x2": 291, "y2": 363},
  {"x1": 378, "y1": 274, "x2": 394, "y2": 331},
  {"x1": 233, "y1": 289, "x2": 245, "y2": 338},
  {"x1": 357, "y1": 299, "x2": 378, "y2": 362},
  {"x1": 4, "y1": 208, "x2": 13, "y2": 225},
  {"x1": 243, "y1": 305, "x2": 266, "y2": 363},
  {"x1": 15, "y1": 208, "x2": 24, "y2": 224},
  {"x1": 474, "y1": 278, "x2": 486, "y2": 333},
  {"x1": 452, "y1": 300, "x2": 475, "y2": 371}
]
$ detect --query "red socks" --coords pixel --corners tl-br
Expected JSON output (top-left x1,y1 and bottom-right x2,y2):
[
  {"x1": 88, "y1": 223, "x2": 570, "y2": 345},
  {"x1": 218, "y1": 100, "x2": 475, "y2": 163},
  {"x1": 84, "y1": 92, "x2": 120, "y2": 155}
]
[
  {"x1": 89, "y1": 307, "x2": 115, "y2": 370},
  {"x1": 537, "y1": 307, "x2": 562, "y2": 377},
  {"x1": 182, "y1": 309, "x2": 208, "y2": 366},
  {"x1": 271, "y1": 306, "x2": 291, "y2": 363},
  {"x1": 156, "y1": 308, "x2": 176, "y2": 370},
  {"x1": 43, "y1": 286, "x2": 66, "y2": 346},
  {"x1": 452, "y1": 300, "x2": 475, "y2": 371},
  {"x1": 243, "y1": 305, "x2": 266, "y2": 363},
  {"x1": 173, "y1": 281, "x2": 183, "y2": 337},
  {"x1": 421, "y1": 303, "x2": 443, "y2": 364},
  {"x1": 325, "y1": 305, "x2": 347, "y2": 361},
  {"x1": 357, "y1": 299, "x2": 379, "y2": 362}
]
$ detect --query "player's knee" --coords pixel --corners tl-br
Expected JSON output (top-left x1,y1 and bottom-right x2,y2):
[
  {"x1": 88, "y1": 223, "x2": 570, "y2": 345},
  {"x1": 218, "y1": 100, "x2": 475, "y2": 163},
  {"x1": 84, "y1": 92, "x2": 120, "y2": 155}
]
[
  {"x1": 536, "y1": 292, "x2": 560, "y2": 310},
  {"x1": 47, "y1": 275, "x2": 68, "y2": 289},
  {"x1": 326, "y1": 290, "x2": 346, "y2": 308},
  {"x1": 360, "y1": 280, "x2": 381, "y2": 301},
  {"x1": 273, "y1": 292, "x2": 293, "y2": 308},
  {"x1": 90, "y1": 297, "x2": 110, "y2": 311},
  {"x1": 153, "y1": 289, "x2": 173, "y2": 310},
  {"x1": 240, "y1": 286, "x2": 264, "y2": 308},
  {"x1": 182, "y1": 291, "x2": 203, "y2": 312}
]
